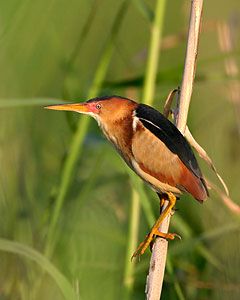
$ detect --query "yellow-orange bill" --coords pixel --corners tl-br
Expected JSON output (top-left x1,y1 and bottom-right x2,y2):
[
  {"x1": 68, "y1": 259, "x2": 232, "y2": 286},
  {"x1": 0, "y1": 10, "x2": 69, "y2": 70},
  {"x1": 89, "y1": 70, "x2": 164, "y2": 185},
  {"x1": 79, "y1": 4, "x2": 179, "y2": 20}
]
[{"x1": 44, "y1": 103, "x2": 88, "y2": 112}]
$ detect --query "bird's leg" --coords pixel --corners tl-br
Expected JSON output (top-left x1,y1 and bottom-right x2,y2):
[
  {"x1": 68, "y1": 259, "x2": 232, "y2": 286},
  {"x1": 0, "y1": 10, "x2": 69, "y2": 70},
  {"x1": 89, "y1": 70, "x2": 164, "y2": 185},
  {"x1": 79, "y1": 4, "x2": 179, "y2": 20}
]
[
  {"x1": 132, "y1": 192, "x2": 178, "y2": 259},
  {"x1": 160, "y1": 198, "x2": 165, "y2": 214},
  {"x1": 159, "y1": 192, "x2": 168, "y2": 214},
  {"x1": 159, "y1": 197, "x2": 165, "y2": 213}
]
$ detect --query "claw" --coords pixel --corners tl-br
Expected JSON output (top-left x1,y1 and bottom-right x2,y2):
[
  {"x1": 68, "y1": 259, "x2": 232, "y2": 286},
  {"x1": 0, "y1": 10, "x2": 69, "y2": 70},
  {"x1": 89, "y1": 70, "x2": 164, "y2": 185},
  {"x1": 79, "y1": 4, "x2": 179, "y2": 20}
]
[
  {"x1": 131, "y1": 235, "x2": 150, "y2": 260},
  {"x1": 173, "y1": 233, "x2": 181, "y2": 240},
  {"x1": 131, "y1": 230, "x2": 180, "y2": 260}
]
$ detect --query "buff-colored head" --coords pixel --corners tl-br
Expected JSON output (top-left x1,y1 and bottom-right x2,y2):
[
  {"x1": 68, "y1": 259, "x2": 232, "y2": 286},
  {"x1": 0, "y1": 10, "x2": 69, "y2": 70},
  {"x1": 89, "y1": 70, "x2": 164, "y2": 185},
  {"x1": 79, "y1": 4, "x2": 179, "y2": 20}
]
[{"x1": 45, "y1": 96, "x2": 137, "y2": 126}]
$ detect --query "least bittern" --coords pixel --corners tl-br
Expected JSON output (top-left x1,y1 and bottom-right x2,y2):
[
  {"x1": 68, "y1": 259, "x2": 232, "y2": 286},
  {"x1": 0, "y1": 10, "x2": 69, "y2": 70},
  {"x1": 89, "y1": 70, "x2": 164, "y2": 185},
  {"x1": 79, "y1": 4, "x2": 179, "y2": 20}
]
[{"x1": 46, "y1": 96, "x2": 208, "y2": 258}]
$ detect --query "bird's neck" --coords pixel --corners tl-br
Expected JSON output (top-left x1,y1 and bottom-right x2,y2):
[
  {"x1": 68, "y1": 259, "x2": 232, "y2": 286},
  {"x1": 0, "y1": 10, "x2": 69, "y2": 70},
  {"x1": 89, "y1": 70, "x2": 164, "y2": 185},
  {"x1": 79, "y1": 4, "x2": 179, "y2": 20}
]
[{"x1": 100, "y1": 115, "x2": 134, "y2": 160}]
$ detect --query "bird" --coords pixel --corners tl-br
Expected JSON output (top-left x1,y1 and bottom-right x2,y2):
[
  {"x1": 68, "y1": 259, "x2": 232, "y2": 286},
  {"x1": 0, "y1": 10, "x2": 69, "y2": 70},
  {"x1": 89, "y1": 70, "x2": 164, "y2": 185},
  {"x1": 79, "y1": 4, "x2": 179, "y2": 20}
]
[{"x1": 45, "y1": 95, "x2": 208, "y2": 258}]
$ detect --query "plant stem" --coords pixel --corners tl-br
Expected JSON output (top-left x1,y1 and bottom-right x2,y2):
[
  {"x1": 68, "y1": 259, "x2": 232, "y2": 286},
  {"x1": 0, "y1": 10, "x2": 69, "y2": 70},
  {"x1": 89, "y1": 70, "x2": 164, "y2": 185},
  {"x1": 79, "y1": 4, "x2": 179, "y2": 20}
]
[
  {"x1": 145, "y1": 201, "x2": 170, "y2": 300},
  {"x1": 142, "y1": 0, "x2": 166, "y2": 105},
  {"x1": 177, "y1": 0, "x2": 203, "y2": 133},
  {"x1": 123, "y1": 0, "x2": 166, "y2": 297},
  {"x1": 146, "y1": 1, "x2": 204, "y2": 299},
  {"x1": 123, "y1": 188, "x2": 140, "y2": 299}
]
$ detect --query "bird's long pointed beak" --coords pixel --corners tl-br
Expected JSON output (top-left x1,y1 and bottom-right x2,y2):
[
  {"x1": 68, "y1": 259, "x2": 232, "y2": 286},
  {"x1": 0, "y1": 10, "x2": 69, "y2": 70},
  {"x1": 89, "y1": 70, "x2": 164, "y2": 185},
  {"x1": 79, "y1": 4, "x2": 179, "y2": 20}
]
[{"x1": 44, "y1": 102, "x2": 89, "y2": 113}]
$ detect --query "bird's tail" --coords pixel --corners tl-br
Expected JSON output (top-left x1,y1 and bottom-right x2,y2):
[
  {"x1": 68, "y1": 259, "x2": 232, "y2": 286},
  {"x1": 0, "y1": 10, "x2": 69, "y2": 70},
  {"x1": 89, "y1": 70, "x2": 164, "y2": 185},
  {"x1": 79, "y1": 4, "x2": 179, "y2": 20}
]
[{"x1": 180, "y1": 165, "x2": 209, "y2": 202}]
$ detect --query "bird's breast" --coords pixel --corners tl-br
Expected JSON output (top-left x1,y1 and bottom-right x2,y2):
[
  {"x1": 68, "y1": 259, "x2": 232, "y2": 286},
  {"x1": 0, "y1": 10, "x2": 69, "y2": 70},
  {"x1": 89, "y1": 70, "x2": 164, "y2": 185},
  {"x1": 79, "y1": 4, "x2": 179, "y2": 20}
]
[{"x1": 100, "y1": 116, "x2": 135, "y2": 161}]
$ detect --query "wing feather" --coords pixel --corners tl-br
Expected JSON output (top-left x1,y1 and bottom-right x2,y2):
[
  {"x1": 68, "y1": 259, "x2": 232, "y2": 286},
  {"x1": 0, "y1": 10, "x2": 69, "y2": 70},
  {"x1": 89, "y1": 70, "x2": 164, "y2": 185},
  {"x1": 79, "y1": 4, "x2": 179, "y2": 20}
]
[
  {"x1": 135, "y1": 104, "x2": 202, "y2": 178},
  {"x1": 133, "y1": 104, "x2": 208, "y2": 200}
]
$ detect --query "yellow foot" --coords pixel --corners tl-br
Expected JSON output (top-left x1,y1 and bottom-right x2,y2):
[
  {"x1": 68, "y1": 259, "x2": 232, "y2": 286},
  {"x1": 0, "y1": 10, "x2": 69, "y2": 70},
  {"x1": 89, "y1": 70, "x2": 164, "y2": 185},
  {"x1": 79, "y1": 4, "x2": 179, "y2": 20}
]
[
  {"x1": 131, "y1": 230, "x2": 180, "y2": 260},
  {"x1": 131, "y1": 192, "x2": 180, "y2": 260}
]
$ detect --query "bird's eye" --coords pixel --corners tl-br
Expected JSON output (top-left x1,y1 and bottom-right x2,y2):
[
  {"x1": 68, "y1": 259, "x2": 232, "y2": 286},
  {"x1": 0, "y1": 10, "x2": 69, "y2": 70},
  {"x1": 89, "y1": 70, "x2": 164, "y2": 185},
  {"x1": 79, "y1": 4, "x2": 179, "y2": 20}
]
[{"x1": 96, "y1": 104, "x2": 101, "y2": 110}]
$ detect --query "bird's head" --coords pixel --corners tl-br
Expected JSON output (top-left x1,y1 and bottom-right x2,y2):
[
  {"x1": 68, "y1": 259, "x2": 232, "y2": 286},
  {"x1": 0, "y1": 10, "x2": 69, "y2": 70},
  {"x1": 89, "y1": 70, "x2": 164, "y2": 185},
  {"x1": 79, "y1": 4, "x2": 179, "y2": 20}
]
[{"x1": 45, "y1": 96, "x2": 137, "y2": 128}]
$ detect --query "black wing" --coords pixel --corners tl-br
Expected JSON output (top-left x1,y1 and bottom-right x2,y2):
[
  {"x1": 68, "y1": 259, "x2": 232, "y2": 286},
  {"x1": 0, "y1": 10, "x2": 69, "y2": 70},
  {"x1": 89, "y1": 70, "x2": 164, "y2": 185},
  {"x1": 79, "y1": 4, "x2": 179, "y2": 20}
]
[{"x1": 135, "y1": 104, "x2": 202, "y2": 179}]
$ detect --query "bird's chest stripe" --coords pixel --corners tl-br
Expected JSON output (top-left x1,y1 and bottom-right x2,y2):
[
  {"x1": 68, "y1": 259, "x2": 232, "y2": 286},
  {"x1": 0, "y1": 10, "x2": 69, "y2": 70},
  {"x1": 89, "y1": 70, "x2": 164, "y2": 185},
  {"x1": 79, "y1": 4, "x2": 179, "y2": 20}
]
[{"x1": 101, "y1": 117, "x2": 134, "y2": 159}]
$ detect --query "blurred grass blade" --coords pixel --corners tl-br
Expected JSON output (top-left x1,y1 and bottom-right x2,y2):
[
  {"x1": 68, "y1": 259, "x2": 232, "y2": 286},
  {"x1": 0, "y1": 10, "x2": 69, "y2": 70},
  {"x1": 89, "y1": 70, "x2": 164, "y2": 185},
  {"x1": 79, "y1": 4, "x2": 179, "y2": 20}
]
[
  {"x1": 172, "y1": 214, "x2": 224, "y2": 270},
  {"x1": 206, "y1": 178, "x2": 240, "y2": 215},
  {"x1": 185, "y1": 126, "x2": 229, "y2": 196},
  {"x1": 123, "y1": 188, "x2": 140, "y2": 299},
  {"x1": 171, "y1": 214, "x2": 193, "y2": 238},
  {"x1": 199, "y1": 222, "x2": 240, "y2": 241},
  {"x1": 62, "y1": 0, "x2": 100, "y2": 98},
  {"x1": 142, "y1": 0, "x2": 166, "y2": 105},
  {"x1": 127, "y1": 169, "x2": 155, "y2": 227},
  {"x1": 104, "y1": 48, "x2": 240, "y2": 89},
  {"x1": 196, "y1": 244, "x2": 223, "y2": 271},
  {"x1": 166, "y1": 259, "x2": 186, "y2": 300},
  {"x1": 132, "y1": 0, "x2": 153, "y2": 21},
  {"x1": 185, "y1": 126, "x2": 240, "y2": 215},
  {"x1": 170, "y1": 222, "x2": 240, "y2": 256},
  {"x1": 0, "y1": 98, "x2": 64, "y2": 108},
  {"x1": 0, "y1": 238, "x2": 77, "y2": 300}
]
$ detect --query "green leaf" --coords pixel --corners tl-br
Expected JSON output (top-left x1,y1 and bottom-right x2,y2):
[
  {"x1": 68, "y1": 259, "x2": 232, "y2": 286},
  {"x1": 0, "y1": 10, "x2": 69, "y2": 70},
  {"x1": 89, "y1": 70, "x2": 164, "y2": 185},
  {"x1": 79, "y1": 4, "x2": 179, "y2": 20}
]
[{"x1": 0, "y1": 238, "x2": 77, "y2": 300}]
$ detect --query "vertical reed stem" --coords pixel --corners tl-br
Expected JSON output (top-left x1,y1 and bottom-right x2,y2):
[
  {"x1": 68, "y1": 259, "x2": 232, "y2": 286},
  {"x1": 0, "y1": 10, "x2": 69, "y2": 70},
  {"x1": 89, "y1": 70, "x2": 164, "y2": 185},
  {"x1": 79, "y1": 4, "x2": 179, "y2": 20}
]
[
  {"x1": 123, "y1": 189, "x2": 140, "y2": 299},
  {"x1": 123, "y1": 1, "x2": 166, "y2": 297},
  {"x1": 146, "y1": 1, "x2": 203, "y2": 299},
  {"x1": 142, "y1": 0, "x2": 166, "y2": 105}
]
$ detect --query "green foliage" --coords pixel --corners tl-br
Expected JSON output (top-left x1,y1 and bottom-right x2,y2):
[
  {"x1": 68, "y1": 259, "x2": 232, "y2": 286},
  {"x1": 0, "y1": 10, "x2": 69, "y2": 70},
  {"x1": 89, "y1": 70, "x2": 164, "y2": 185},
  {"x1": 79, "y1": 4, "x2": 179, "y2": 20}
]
[
  {"x1": 0, "y1": 0, "x2": 240, "y2": 300},
  {"x1": 0, "y1": 238, "x2": 77, "y2": 300}
]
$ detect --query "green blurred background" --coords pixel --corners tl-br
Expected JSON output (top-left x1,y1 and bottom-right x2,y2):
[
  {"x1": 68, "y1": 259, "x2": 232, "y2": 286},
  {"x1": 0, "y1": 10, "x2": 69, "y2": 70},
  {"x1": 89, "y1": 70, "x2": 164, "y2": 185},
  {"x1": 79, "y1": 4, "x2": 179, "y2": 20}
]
[{"x1": 0, "y1": 0, "x2": 240, "y2": 299}]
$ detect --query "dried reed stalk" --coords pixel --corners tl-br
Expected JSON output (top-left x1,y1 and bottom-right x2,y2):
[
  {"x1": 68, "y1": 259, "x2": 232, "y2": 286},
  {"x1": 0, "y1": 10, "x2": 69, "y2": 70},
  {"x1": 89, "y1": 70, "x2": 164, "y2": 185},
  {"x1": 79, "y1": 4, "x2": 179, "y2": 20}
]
[{"x1": 145, "y1": 1, "x2": 203, "y2": 299}]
